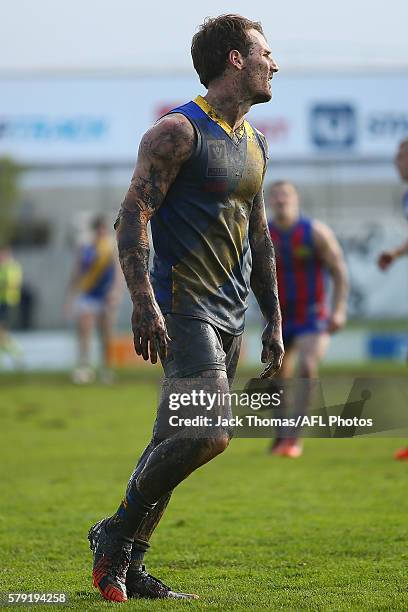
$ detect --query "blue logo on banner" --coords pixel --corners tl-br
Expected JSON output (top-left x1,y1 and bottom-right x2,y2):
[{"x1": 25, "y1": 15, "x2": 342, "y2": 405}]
[
  {"x1": 310, "y1": 104, "x2": 356, "y2": 150},
  {"x1": 0, "y1": 117, "x2": 108, "y2": 142}
]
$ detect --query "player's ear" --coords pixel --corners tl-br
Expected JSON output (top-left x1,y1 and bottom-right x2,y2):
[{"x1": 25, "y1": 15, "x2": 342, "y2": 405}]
[{"x1": 228, "y1": 49, "x2": 244, "y2": 71}]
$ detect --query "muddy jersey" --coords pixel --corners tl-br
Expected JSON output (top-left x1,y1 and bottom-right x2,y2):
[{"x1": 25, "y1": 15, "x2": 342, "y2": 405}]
[{"x1": 150, "y1": 95, "x2": 267, "y2": 335}]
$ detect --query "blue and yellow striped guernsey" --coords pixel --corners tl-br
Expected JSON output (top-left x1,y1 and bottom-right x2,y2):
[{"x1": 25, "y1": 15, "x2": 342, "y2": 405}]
[{"x1": 150, "y1": 95, "x2": 268, "y2": 335}]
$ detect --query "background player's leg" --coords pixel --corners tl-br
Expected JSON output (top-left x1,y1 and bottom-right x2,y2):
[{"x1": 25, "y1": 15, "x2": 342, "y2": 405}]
[
  {"x1": 78, "y1": 310, "x2": 93, "y2": 366},
  {"x1": 296, "y1": 332, "x2": 330, "y2": 379},
  {"x1": 0, "y1": 306, "x2": 22, "y2": 367},
  {"x1": 286, "y1": 332, "x2": 330, "y2": 455},
  {"x1": 97, "y1": 302, "x2": 115, "y2": 382},
  {"x1": 0, "y1": 311, "x2": 11, "y2": 362},
  {"x1": 73, "y1": 308, "x2": 95, "y2": 383},
  {"x1": 280, "y1": 343, "x2": 297, "y2": 379},
  {"x1": 0, "y1": 321, "x2": 12, "y2": 365},
  {"x1": 270, "y1": 340, "x2": 297, "y2": 453}
]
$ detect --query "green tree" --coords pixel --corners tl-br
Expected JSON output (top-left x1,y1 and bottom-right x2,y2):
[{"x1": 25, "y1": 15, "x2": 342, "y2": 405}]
[{"x1": 0, "y1": 157, "x2": 21, "y2": 247}]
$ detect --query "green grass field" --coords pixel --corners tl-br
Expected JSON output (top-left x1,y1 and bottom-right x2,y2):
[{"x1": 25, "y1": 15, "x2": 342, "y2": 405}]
[{"x1": 1, "y1": 365, "x2": 407, "y2": 611}]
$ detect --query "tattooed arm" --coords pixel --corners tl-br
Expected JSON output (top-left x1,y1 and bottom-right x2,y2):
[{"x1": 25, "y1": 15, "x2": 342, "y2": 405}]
[
  {"x1": 249, "y1": 188, "x2": 284, "y2": 378},
  {"x1": 115, "y1": 114, "x2": 195, "y2": 363}
]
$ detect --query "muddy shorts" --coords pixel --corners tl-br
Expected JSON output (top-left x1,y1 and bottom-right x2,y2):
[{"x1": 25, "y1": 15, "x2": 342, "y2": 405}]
[{"x1": 162, "y1": 313, "x2": 242, "y2": 383}]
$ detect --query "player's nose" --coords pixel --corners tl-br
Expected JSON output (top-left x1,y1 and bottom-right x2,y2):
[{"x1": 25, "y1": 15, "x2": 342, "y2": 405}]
[{"x1": 270, "y1": 57, "x2": 279, "y2": 73}]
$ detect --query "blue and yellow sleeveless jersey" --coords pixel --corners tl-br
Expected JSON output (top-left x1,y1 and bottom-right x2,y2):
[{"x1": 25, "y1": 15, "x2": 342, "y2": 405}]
[
  {"x1": 150, "y1": 95, "x2": 268, "y2": 335},
  {"x1": 77, "y1": 237, "x2": 115, "y2": 299}
]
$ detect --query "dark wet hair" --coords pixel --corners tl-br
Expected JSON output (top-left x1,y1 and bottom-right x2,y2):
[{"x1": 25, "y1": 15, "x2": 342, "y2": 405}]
[{"x1": 191, "y1": 14, "x2": 264, "y2": 88}]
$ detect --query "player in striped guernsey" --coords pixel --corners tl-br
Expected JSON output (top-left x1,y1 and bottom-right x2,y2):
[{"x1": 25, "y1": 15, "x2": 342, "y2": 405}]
[{"x1": 268, "y1": 181, "x2": 348, "y2": 457}]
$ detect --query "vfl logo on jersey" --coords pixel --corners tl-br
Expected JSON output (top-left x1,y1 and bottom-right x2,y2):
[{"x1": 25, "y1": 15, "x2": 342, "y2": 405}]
[
  {"x1": 207, "y1": 140, "x2": 228, "y2": 177},
  {"x1": 294, "y1": 245, "x2": 313, "y2": 258}
]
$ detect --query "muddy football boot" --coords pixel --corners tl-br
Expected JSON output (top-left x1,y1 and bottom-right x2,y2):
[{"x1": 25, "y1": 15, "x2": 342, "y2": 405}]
[
  {"x1": 88, "y1": 517, "x2": 132, "y2": 602},
  {"x1": 126, "y1": 564, "x2": 199, "y2": 599}
]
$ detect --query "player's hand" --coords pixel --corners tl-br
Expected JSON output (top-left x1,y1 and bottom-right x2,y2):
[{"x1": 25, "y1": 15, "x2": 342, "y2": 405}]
[
  {"x1": 260, "y1": 321, "x2": 284, "y2": 379},
  {"x1": 328, "y1": 310, "x2": 346, "y2": 333},
  {"x1": 378, "y1": 251, "x2": 396, "y2": 270},
  {"x1": 131, "y1": 296, "x2": 171, "y2": 364}
]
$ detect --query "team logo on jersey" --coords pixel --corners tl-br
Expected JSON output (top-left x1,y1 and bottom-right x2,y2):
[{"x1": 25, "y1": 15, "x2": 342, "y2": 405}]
[
  {"x1": 207, "y1": 140, "x2": 228, "y2": 177},
  {"x1": 310, "y1": 104, "x2": 357, "y2": 150},
  {"x1": 294, "y1": 245, "x2": 313, "y2": 258}
]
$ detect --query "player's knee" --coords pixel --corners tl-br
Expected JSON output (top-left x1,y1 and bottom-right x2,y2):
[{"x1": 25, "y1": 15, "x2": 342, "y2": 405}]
[
  {"x1": 299, "y1": 358, "x2": 318, "y2": 378},
  {"x1": 214, "y1": 430, "x2": 231, "y2": 454},
  {"x1": 202, "y1": 430, "x2": 231, "y2": 458}
]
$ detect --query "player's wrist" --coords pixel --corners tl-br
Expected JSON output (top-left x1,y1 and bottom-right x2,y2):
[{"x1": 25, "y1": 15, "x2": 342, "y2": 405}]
[
  {"x1": 128, "y1": 275, "x2": 153, "y2": 303},
  {"x1": 264, "y1": 314, "x2": 282, "y2": 327},
  {"x1": 131, "y1": 290, "x2": 154, "y2": 307},
  {"x1": 333, "y1": 304, "x2": 346, "y2": 316},
  {"x1": 331, "y1": 310, "x2": 346, "y2": 325},
  {"x1": 263, "y1": 298, "x2": 281, "y2": 325}
]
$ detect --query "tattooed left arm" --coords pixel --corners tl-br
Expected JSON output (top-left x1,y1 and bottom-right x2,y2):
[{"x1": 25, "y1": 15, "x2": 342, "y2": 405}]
[{"x1": 249, "y1": 188, "x2": 284, "y2": 378}]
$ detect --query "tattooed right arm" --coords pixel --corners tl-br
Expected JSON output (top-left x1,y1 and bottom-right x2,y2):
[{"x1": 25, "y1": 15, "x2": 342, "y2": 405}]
[{"x1": 115, "y1": 114, "x2": 195, "y2": 363}]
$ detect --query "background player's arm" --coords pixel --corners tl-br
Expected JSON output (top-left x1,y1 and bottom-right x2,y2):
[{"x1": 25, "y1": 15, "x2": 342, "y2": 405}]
[
  {"x1": 312, "y1": 220, "x2": 348, "y2": 333},
  {"x1": 249, "y1": 188, "x2": 284, "y2": 378},
  {"x1": 115, "y1": 114, "x2": 195, "y2": 363},
  {"x1": 378, "y1": 238, "x2": 408, "y2": 270}
]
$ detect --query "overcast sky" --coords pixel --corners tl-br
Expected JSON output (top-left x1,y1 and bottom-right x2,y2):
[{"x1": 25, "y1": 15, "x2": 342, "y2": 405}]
[{"x1": 1, "y1": 0, "x2": 408, "y2": 73}]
